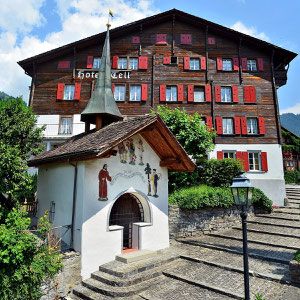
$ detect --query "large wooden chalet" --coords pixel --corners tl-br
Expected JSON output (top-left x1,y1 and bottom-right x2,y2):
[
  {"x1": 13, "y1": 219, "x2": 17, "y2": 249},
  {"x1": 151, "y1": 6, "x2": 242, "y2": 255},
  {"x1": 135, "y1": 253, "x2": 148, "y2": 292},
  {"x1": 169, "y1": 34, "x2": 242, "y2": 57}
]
[{"x1": 18, "y1": 9, "x2": 297, "y2": 205}]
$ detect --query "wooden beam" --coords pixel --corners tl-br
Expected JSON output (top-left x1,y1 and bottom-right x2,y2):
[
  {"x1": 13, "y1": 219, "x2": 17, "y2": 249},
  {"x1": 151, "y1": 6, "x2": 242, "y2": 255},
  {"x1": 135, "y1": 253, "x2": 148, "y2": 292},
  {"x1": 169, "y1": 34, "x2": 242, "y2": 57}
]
[{"x1": 160, "y1": 158, "x2": 181, "y2": 167}]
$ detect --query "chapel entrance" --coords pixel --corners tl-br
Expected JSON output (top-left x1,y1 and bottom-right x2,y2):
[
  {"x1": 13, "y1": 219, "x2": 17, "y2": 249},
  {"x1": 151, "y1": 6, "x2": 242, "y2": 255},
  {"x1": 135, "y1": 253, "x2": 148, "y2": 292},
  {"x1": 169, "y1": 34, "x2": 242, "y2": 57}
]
[{"x1": 109, "y1": 193, "x2": 144, "y2": 249}]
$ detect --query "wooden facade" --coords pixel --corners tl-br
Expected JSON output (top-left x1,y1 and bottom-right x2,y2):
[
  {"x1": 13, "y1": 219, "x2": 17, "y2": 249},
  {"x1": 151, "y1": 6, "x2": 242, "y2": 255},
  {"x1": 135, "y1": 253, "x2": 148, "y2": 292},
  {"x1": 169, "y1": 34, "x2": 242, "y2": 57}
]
[{"x1": 19, "y1": 9, "x2": 296, "y2": 147}]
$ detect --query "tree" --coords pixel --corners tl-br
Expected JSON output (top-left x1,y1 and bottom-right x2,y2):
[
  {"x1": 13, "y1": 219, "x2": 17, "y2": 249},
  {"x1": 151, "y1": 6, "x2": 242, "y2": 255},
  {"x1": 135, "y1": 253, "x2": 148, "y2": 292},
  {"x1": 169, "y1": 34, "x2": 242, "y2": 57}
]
[{"x1": 0, "y1": 97, "x2": 44, "y2": 209}]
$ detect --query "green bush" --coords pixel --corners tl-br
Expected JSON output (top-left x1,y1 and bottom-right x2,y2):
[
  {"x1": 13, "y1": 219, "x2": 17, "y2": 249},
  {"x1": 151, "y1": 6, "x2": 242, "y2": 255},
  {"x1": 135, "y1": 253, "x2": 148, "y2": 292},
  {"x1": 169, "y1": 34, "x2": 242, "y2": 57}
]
[
  {"x1": 198, "y1": 158, "x2": 243, "y2": 187},
  {"x1": 252, "y1": 188, "x2": 273, "y2": 213},
  {"x1": 284, "y1": 170, "x2": 300, "y2": 184},
  {"x1": 254, "y1": 293, "x2": 267, "y2": 300},
  {"x1": 169, "y1": 185, "x2": 234, "y2": 209},
  {"x1": 294, "y1": 250, "x2": 300, "y2": 263}
]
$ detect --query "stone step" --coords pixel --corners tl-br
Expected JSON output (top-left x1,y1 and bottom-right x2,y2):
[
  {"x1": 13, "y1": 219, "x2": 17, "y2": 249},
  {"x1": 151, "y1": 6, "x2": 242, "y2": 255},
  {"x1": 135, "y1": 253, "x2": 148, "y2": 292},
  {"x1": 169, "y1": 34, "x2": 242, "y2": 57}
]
[
  {"x1": 255, "y1": 214, "x2": 300, "y2": 222},
  {"x1": 274, "y1": 209, "x2": 300, "y2": 215},
  {"x1": 278, "y1": 206, "x2": 299, "y2": 209},
  {"x1": 91, "y1": 261, "x2": 175, "y2": 287},
  {"x1": 116, "y1": 250, "x2": 157, "y2": 264},
  {"x1": 81, "y1": 276, "x2": 162, "y2": 298},
  {"x1": 162, "y1": 260, "x2": 300, "y2": 300},
  {"x1": 287, "y1": 197, "x2": 300, "y2": 201},
  {"x1": 251, "y1": 216, "x2": 300, "y2": 227}
]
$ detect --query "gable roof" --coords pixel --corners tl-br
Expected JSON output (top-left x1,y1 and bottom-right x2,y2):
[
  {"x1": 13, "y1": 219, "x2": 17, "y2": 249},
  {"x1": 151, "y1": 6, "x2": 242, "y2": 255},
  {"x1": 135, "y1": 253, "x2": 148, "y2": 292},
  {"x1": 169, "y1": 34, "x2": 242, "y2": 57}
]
[
  {"x1": 18, "y1": 8, "x2": 297, "y2": 74},
  {"x1": 28, "y1": 114, "x2": 195, "y2": 172}
]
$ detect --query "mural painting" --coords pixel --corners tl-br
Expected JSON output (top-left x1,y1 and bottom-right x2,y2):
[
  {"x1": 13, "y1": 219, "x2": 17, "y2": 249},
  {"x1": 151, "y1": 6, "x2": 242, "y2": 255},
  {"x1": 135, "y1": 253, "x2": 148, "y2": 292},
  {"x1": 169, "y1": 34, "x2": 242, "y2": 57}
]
[
  {"x1": 144, "y1": 163, "x2": 152, "y2": 196},
  {"x1": 127, "y1": 138, "x2": 136, "y2": 165},
  {"x1": 138, "y1": 138, "x2": 144, "y2": 166},
  {"x1": 118, "y1": 142, "x2": 127, "y2": 163},
  {"x1": 98, "y1": 164, "x2": 111, "y2": 201},
  {"x1": 150, "y1": 169, "x2": 161, "y2": 197}
]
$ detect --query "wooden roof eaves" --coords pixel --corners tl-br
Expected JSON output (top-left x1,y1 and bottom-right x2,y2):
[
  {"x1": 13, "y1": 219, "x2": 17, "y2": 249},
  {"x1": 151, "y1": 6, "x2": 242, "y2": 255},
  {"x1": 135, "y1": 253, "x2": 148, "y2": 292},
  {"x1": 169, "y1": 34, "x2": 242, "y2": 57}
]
[{"x1": 18, "y1": 8, "x2": 297, "y2": 73}]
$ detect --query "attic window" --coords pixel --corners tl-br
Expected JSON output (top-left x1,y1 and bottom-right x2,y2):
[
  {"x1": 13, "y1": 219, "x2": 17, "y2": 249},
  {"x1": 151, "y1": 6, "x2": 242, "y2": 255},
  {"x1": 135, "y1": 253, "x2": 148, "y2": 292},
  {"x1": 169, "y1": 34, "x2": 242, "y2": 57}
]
[
  {"x1": 132, "y1": 36, "x2": 140, "y2": 44},
  {"x1": 156, "y1": 34, "x2": 167, "y2": 44},
  {"x1": 208, "y1": 37, "x2": 215, "y2": 45},
  {"x1": 171, "y1": 57, "x2": 178, "y2": 64},
  {"x1": 58, "y1": 61, "x2": 70, "y2": 69}
]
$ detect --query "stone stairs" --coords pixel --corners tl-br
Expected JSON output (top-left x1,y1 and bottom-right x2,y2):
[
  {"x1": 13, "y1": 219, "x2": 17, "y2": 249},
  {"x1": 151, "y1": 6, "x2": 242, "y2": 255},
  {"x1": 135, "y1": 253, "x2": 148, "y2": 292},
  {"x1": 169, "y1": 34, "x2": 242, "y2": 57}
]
[{"x1": 286, "y1": 186, "x2": 300, "y2": 208}]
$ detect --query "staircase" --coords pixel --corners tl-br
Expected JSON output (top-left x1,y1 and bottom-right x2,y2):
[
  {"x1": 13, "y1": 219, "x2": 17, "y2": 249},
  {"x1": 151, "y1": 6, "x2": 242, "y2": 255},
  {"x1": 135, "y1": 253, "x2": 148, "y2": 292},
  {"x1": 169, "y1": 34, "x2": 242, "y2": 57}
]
[{"x1": 286, "y1": 186, "x2": 300, "y2": 208}]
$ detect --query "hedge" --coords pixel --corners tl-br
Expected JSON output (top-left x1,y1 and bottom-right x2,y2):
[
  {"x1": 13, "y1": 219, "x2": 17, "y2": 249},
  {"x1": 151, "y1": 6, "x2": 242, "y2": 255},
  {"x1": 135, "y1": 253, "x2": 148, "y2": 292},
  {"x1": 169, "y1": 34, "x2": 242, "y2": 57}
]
[{"x1": 284, "y1": 170, "x2": 300, "y2": 184}]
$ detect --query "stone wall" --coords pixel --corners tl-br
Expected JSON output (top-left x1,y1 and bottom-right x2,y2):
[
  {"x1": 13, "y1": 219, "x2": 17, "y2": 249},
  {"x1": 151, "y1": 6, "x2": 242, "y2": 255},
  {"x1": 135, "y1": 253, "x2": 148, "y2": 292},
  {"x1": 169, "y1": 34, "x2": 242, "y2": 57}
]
[
  {"x1": 169, "y1": 205, "x2": 254, "y2": 239},
  {"x1": 40, "y1": 251, "x2": 81, "y2": 300},
  {"x1": 289, "y1": 260, "x2": 300, "y2": 286}
]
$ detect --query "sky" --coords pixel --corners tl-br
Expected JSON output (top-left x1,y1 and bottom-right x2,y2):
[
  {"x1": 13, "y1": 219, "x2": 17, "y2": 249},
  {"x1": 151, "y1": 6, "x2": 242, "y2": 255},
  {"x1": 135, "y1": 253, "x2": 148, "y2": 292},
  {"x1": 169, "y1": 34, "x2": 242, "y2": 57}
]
[{"x1": 0, "y1": 0, "x2": 299, "y2": 114}]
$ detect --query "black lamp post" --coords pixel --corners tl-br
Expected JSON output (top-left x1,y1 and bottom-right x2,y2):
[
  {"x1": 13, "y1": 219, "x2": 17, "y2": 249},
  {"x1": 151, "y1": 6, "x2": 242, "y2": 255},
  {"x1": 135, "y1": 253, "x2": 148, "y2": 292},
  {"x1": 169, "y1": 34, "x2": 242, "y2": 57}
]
[{"x1": 230, "y1": 172, "x2": 254, "y2": 300}]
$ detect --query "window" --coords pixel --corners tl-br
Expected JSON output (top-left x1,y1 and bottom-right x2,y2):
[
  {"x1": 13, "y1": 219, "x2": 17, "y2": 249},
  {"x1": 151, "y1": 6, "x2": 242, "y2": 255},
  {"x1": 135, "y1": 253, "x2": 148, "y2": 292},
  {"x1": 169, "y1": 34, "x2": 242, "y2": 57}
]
[
  {"x1": 223, "y1": 59, "x2": 233, "y2": 71},
  {"x1": 93, "y1": 57, "x2": 101, "y2": 68},
  {"x1": 286, "y1": 160, "x2": 294, "y2": 167},
  {"x1": 247, "y1": 59, "x2": 257, "y2": 71},
  {"x1": 249, "y1": 152, "x2": 261, "y2": 171},
  {"x1": 222, "y1": 118, "x2": 234, "y2": 134},
  {"x1": 224, "y1": 151, "x2": 235, "y2": 159},
  {"x1": 64, "y1": 85, "x2": 75, "y2": 100},
  {"x1": 118, "y1": 57, "x2": 127, "y2": 69},
  {"x1": 49, "y1": 201, "x2": 55, "y2": 223},
  {"x1": 130, "y1": 86, "x2": 141, "y2": 101},
  {"x1": 129, "y1": 58, "x2": 138, "y2": 70},
  {"x1": 190, "y1": 58, "x2": 200, "y2": 70},
  {"x1": 221, "y1": 87, "x2": 232, "y2": 102},
  {"x1": 166, "y1": 86, "x2": 177, "y2": 101},
  {"x1": 171, "y1": 57, "x2": 178, "y2": 64},
  {"x1": 114, "y1": 85, "x2": 125, "y2": 101},
  {"x1": 59, "y1": 117, "x2": 72, "y2": 134},
  {"x1": 194, "y1": 86, "x2": 205, "y2": 102},
  {"x1": 247, "y1": 118, "x2": 258, "y2": 134}
]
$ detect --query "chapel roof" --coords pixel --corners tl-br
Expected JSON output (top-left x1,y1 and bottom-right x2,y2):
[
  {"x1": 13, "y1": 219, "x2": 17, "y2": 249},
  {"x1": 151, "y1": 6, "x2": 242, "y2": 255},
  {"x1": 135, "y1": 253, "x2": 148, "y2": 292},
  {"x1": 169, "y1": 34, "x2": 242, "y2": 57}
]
[{"x1": 28, "y1": 114, "x2": 195, "y2": 172}]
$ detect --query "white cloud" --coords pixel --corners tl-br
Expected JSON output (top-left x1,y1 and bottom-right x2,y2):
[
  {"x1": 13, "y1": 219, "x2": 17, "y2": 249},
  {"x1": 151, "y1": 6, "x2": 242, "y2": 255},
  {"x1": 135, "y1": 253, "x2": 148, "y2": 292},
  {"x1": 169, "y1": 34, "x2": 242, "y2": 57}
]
[
  {"x1": 231, "y1": 21, "x2": 270, "y2": 41},
  {"x1": 280, "y1": 102, "x2": 300, "y2": 114},
  {"x1": 0, "y1": 0, "x2": 158, "y2": 101}
]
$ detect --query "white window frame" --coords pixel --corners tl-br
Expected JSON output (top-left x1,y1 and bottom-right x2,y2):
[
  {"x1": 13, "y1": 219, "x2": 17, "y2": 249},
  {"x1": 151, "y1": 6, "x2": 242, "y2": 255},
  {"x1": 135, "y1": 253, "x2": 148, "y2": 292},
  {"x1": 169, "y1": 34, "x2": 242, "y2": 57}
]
[
  {"x1": 194, "y1": 86, "x2": 205, "y2": 102},
  {"x1": 93, "y1": 57, "x2": 101, "y2": 69},
  {"x1": 222, "y1": 59, "x2": 233, "y2": 71},
  {"x1": 223, "y1": 151, "x2": 236, "y2": 159},
  {"x1": 114, "y1": 85, "x2": 125, "y2": 101},
  {"x1": 247, "y1": 118, "x2": 258, "y2": 134},
  {"x1": 59, "y1": 116, "x2": 72, "y2": 135},
  {"x1": 63, "y1": 85, "x2": 75, "y2": 100},
  {"x1": 222, "y1": 118, "x2": 234, "y2": 135},
  {"x1": 248, "y1": 151, "x2": 261, "y2": 171},
  {"x1": 130, "y1": 85, "x2": 141, "y2": 101},
  {"x1": 118, "y1": 57, "x2": 127, "y2": 69},
  {"x1": 190, "y1": 58, "x2": 200, "y2": 70},
  {"x1": 166, "y1": 86, "x2": 177, "y2": 102},
  {"x1": 129, "y1": 58, "x2": 138, "y2": 70},
  {"x1": 247, "y1": 59, "x2": 257, "y2": 71},
  {"x1": 221, "y1": 87, "x2": 232, "y2": 102}
]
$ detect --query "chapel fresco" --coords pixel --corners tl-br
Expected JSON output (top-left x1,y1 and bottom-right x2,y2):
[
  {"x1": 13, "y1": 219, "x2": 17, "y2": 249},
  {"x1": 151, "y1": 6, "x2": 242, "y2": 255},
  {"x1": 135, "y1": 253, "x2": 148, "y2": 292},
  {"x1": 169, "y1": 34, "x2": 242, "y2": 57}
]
[{"x1": 98, "y1": 164, "x2": 111, "y2": 201}]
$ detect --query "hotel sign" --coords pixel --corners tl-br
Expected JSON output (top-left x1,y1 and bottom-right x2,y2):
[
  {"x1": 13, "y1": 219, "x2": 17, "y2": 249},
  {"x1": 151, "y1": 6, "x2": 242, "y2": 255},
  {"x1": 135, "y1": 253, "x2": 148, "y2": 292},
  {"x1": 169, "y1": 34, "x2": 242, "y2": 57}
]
[{"x1": 77, "y1": 70, "x2": 131, "y2": 80}]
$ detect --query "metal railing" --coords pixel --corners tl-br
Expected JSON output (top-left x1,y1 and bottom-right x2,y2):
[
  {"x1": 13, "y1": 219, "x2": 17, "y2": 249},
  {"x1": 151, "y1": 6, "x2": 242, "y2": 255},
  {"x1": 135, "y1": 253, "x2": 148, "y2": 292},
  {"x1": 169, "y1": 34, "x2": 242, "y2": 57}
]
[{"x1": 36, "y1": 123, "x2": 85, "y2": 138}]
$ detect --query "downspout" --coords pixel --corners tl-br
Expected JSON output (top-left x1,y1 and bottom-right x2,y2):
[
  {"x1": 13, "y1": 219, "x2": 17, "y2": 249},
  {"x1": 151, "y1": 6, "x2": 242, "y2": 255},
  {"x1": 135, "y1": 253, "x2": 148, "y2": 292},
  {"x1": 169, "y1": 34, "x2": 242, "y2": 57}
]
[{"x1": 69, "y1": 162, "x2": 78, "y2": 249}]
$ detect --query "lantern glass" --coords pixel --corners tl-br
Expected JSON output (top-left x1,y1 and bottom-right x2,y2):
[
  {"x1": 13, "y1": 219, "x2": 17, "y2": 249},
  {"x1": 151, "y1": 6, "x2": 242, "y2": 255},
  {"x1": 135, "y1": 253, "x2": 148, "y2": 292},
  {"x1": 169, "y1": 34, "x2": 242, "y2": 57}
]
[{"x1": 247, "y1": 187, "x2": 253, "y2": 205}]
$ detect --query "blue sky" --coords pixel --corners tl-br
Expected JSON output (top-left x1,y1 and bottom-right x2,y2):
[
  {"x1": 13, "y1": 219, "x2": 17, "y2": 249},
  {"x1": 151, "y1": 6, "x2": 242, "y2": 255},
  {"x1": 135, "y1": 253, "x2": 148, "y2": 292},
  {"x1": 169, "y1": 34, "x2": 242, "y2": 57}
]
[{"x1": 0, "y1": 0, "x2": 299, "y2": 113}]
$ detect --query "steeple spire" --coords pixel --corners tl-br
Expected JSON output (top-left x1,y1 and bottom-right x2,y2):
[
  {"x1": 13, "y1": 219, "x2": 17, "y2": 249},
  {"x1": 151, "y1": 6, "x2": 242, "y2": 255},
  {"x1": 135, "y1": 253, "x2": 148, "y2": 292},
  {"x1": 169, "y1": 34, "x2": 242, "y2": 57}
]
[{"x1": 81, "y1": 22, "x2": 123, "y2": 130}]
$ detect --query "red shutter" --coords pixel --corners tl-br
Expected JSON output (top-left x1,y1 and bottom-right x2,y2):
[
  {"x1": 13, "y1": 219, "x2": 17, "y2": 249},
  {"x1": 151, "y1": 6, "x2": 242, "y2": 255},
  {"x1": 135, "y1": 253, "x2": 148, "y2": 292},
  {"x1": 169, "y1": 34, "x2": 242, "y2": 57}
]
[
  {"x1": 112, "y1": 56, "x2": 118, "y2": 69},
  {"x1": 87, "y1": 56, "x2": 93, "y2": 68},
  {"x1": 188, "y1": 85, "x2": 194, "y2": 102},
  {"x1": 160, "y1": 85, "x2": 166, "y2": 101},
  {"x1": 58, "y1": 61, "x2": 70, "y2": 69},
  {"x1": 242, "y1": 152, "x2": 250, "y2": 171},
  {"x1": 241, "y1": 117, "x2": 247, "y2": 135},
  {"x1": 111, "y1": 83, "x2": 114, "y2": 93},
  {"x1": 74, "y1": 83, "x2": 81, "y2": 100},
  {"x1": 234, "y1": 117, "x2": 241, "y2": 134},
  {"x1": 132, "y1": 36, "x2": 140, "y2": 44},
  {"x1": 200, "y1": 57, "x2": 206, "y2": 70},
  {"x1": 184, "y1": 57, "x2": 190, "y2": 70},
  {"x1": 177, "y1": 85, "x2": 183, "y2": 102},
  {"x1": 258, "y1": 117, "x2": 265, "y2": 134},
  {"x1": 244, "y1": 86, "x2": 251, "y2": 103},
  {"x1": 139, "y1": 56, "x2": 148, "y2": 69},
  {"x1": 217, "y1": 57, "x2": 223, "y2": 70},
  {"x1": 261, "y1": 152, "x2": 268, "y2": 172},
  {"x1": 181, "y1": 34, "x2": 191, "y2": 44},
  {"x1": 206, "y1": 117, "x2": 213, "y2": 131},
  {"x1": 232, "y1": 86, "x2": 239, "y2": 103},
  {"x1": 215, "y1": 86, "x2": 221, "y2": 102},
  {"x1": 216, "y1": 117, "x2": 223, "y2": 134},
  {"x1": 233, "y1": 57, "x2": 239, "y2": 71},
  {"x1": 250, "y1": 86, "x2": 256, "y2": 103},
  {"x1": 141, "y1": 84, "x2": 147, "y2": 101},
  {"x1": 217, "y1": 151, "x2": 223, "y2": 160},
  {"x1": 242, "y1": 58, "x2": 248, "y2": 71},
  {"x1": 208, "y1": 37, "x2": 215, "y2": 45},
  {"x1": 205, "y1": 85, "x2": 211, "y2": 102},
  {"x1": 257, "y1": 58, "x2": 264, "y2": 71},
  {"x1": 236, "y1": 152, "x2": 243, "y2": 164},
  {"x1": 163, "y1": 57, "x2": 171, "y2": 64},
  {"x1": 57, "y1": 83, "x2": 64, "y2": 100},
  {"x1": 156, "y1": 34, "x2": 167, "y2": 44}
]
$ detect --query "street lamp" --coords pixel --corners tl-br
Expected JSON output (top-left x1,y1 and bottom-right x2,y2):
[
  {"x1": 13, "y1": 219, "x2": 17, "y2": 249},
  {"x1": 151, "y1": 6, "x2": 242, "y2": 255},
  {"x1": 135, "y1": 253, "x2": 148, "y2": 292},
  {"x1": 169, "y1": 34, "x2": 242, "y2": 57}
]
[{"x1": 230, "y1": 172, "x2": 254, "y2": 300}]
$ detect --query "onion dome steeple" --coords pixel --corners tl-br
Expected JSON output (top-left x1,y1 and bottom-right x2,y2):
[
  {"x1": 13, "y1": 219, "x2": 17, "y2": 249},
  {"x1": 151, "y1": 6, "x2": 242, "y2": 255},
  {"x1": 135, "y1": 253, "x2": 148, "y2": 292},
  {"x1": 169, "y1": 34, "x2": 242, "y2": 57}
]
[{"x1": 81, "y1": 22, "x2": 123, "y2": 130}]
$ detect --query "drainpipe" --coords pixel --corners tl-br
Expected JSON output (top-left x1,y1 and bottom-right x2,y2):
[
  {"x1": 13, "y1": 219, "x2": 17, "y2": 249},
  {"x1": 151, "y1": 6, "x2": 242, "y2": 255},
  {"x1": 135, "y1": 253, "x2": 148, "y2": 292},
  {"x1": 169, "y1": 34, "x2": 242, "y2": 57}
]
[{"x1": 69, "y1": 162, "x2": 78, "y2": 249}]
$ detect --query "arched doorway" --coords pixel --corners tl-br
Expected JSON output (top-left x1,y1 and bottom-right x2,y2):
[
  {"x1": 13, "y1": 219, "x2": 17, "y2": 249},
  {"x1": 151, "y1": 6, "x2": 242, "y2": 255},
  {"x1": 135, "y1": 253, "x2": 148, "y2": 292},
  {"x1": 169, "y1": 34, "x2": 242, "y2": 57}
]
[{"x1": 109, "y1": 193, "x2": 144, "y2": 249}]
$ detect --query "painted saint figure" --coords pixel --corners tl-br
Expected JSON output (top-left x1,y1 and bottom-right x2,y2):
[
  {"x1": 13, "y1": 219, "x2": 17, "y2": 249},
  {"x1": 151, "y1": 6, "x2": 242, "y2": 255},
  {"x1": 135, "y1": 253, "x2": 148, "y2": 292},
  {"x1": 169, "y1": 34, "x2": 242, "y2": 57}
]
[
  {"x1": 98, "y1": 164, "x2": 111, "y2": 201},
  {"x1": 138, "y1": 138, "x2": 144, "y2": 166},
  {"x1": 144, "y1": 163, "x2": 152, "y2": 196},
  {"x1": 127, "y1": 138, "x2": 136, "y2": 165},
  {"x1": 150, "y1": 169, "x2": 161, "y2": 198},
  {"x1": 118, "y1": 142, "x2": 127, "y2": 163}
]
